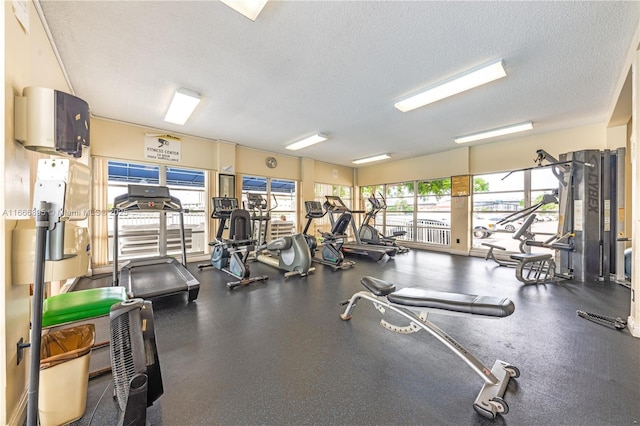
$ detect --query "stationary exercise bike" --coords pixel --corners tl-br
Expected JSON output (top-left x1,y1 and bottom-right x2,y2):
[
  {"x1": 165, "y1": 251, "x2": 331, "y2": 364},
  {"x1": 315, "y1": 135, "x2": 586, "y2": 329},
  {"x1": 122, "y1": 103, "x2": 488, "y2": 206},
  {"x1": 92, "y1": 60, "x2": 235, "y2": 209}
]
[
  {"x1": 359, "y1": 193, "x2": 409, "y2": 253},
  {"x1": 245, "y1": 193, "x2": 315, "y2": 278},
  {"x1": 302, "y1": 201, "x2": 355, "y2": 270},
  {"x1": 197, "y1": 197, "x2": 268, "y2": 289}
]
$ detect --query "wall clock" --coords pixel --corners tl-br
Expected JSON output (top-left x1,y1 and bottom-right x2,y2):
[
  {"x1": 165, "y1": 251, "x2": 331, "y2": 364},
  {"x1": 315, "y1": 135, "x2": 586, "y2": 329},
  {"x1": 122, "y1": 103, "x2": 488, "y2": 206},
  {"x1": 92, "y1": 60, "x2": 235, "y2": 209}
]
[{"x1": 266, "y1": 156, "x2": 278, "y2": 168}]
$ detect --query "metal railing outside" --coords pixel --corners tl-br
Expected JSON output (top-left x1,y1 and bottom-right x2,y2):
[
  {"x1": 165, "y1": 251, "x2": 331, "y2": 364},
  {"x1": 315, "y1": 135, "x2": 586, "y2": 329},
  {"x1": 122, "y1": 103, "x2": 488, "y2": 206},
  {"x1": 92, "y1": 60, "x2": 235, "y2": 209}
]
[
  {"x1": 387, "y1": 218, "x2": 451, "y2": 246},
  {"x1": 108, "y1": 212, "x2": 205, "y2": 261}
]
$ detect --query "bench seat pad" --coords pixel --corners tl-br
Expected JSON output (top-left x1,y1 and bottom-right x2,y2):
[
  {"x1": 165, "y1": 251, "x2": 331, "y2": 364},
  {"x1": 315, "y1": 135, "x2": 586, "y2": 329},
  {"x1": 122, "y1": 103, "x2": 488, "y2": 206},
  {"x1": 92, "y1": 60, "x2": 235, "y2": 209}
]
[
  {"x1": 510, "y1": 253, "x2": 552, "y2": 261},
  {"x1": 388, "y1": 287, "x2": 515, "y2": 318}
]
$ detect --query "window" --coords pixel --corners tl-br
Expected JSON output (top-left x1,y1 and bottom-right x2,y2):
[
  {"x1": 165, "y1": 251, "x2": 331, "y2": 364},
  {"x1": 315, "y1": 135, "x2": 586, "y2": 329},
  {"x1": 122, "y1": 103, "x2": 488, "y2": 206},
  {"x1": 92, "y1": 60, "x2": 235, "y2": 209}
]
[
  {"x1": 107, "y1": 161, "x2": 206, "y2": 261},
  {"x1": 415, "y1": 179, "x2": 451, "y2": 246},
  {"x1": 314, "y1": 183, "x2": 352, "y2": 235},
  {"x1": 472, "y1": 171, "x2": 525, "y2": 250},
  {"x1": 385, "y1": 183, "x2": 414, "y2": 241},
  {"x1": 529, "y1": 167, "x2": 561, "y2": 251},
  {"x1": 241, "y1": 175, "x2": 297, "y2": 241},
  {"x1": 270, "y1": 178, "x2": 296, "y2": 224},
  {"x1": 360, "y1": 185, "x2": 384, "y2": 235},
  {"x1": 472, "y1": 169, "x2": 557, "y2": 254},
  {"x1": 531, "y1": 168, "x2": 560, "y2": 224},
  {"x1": 270, "y1": 178, "x2": 297, "y2": 239},
  {"x1": 380, "y1": 180, "x2": 451, "y2": 246},
  {"x1": 166, "y1": 166, "x2": 206, "y2": 255}
]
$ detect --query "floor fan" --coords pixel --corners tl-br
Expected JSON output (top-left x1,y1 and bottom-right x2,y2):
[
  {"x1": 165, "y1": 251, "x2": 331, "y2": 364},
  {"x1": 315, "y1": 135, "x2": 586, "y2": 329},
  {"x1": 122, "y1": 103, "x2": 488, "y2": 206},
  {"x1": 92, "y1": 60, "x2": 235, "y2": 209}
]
[{"x1": 110, "y1": 299, "x2": 163, "y2": 425}]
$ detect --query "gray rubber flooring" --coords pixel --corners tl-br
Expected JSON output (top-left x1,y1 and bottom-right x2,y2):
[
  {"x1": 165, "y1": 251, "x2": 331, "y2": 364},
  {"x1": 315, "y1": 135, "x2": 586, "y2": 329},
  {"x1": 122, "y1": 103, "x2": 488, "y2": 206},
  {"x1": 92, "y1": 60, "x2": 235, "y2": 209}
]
[{"x1": 71, "y1": 250, "x2": 639, "y2": 425}]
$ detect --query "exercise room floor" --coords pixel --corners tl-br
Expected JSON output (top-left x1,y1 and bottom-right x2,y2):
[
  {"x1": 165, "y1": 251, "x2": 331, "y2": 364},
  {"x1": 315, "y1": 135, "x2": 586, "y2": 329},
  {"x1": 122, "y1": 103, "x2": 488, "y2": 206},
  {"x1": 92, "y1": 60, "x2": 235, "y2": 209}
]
[{"x1": 71, "y1": 250, "x2": 639, "y2": 425}]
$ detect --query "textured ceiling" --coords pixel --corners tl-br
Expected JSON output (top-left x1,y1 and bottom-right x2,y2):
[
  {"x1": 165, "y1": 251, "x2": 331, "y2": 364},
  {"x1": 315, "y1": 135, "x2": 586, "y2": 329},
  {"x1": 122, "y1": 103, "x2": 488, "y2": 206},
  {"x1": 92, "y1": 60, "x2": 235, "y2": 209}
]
[{"x1": 38, "y1": 1, "x2": 639, "y2": 167}]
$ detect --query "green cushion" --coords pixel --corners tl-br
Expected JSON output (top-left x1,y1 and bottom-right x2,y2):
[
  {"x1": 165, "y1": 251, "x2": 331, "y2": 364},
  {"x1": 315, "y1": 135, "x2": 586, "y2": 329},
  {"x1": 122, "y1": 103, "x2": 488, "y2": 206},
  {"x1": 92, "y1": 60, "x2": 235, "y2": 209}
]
[{"x1": 42, "y1": 287, "x2": 128, "y2": 327}]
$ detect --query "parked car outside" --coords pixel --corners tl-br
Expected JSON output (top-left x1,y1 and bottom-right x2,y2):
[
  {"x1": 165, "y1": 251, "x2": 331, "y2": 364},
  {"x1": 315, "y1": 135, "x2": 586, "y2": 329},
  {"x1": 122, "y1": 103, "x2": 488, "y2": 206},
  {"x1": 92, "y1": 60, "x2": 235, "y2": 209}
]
[
  {"x1": 473, "y1": 216, "x2": 497, "y2": 239},
  {"x1": 472, "y1": 215, "x2": 524, "y2": 238}
]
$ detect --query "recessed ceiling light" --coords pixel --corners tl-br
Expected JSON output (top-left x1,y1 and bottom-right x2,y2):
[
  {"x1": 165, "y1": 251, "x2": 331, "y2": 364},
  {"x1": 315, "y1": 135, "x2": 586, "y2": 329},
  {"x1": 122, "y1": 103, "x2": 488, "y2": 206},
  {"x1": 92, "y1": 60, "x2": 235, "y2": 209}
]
[
  {"x1": 394, "y1": 60, "x2": 506, "y2": 112},
  {"x1": 352, "y1": 154, "x2": 391, "y2": 164},
  {"x1": 285, "y1": 133, "x2": 328, "y2": 151},
  {"x1": 454, "y1": 121, "x2": 534, "y2": 144},
  {"x1": 164, "y1": 88, "x2": 201, "y2": 125},
  {"x1": 220, "y1": 0, "x2": 268, "y2": 21}
]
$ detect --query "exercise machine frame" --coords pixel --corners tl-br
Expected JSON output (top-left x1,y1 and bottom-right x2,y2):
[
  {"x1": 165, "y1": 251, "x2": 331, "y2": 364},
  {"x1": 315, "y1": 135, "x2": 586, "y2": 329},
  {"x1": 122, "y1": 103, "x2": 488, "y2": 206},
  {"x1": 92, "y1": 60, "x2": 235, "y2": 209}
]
[
  {"x1": 340, "y1": 276, "x2": 519, "y2": 419},
  {"x1": 112, "y1": 184, "x2": 200, "y2": 302},
  {"x1": 323, "y1": 195, "x2": 397, "y2": 262},
  {"x1": 359, "y1": 193, "x2": 409, "y2": 253},
  {"x1": 198, "y1": 197, "x2": 268, "y2": 289},
  {"x1": 245, "y1": 192, "x2": 315, "y2": 278},
  {"x1": 303, "y1": 200, "x2": 355, "y2": 271}
]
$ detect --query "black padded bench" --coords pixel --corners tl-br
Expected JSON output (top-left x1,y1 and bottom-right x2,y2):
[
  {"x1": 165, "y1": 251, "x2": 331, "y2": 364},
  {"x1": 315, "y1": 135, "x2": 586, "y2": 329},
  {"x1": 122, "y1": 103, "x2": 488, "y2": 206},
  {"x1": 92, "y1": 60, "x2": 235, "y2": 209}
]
[
  {"x1": 360, "y1": 276, "x2": 514, "y2": 317},
  {"x1": 340, "y1": 276, "x2": 519, "y2": 419}
]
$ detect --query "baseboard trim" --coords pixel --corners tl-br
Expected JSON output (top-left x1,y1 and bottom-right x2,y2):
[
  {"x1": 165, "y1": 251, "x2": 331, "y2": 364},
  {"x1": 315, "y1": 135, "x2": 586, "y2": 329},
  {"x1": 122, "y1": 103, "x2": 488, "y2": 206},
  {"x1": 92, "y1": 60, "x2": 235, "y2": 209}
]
[
  {"x1": 8, "y1": 388, "x2": 27, "y2": 426},
  {"x1": 628, "y1": 315, "x2": 640, "y2": 338},
  {"x1": 449, "y1": 249, "x2": 470, "y2": 256}
]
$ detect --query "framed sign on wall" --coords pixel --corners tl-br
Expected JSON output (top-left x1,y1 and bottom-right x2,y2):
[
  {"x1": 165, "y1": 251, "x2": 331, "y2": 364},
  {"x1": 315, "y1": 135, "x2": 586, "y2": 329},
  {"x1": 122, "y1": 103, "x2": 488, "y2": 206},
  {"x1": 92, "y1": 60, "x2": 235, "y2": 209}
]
[{"x1": 451, "y1": 175, "x2": 471, "y2": 197}]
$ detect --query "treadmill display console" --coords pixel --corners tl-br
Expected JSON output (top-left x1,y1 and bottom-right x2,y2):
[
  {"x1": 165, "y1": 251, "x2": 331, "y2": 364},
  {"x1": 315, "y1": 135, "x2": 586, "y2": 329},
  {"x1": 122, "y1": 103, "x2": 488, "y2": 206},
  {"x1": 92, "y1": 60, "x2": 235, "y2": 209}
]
[
  {"x1": 128, "y1": 184, "x2": 171, "y2": 199},
  {"x1": 324, "y1": 195, "x2": 348, "y2": 211},
  {"x1": 114, "y1": 184, "x2": 182, "y2": 211}
]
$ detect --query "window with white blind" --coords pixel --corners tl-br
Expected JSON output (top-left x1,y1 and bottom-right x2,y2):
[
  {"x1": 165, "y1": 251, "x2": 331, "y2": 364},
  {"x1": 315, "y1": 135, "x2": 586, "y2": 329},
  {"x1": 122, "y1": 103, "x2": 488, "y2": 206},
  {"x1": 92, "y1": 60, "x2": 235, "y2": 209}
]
[{"x1": 106, "y1": 161, "x2": 206, "y2": 262}]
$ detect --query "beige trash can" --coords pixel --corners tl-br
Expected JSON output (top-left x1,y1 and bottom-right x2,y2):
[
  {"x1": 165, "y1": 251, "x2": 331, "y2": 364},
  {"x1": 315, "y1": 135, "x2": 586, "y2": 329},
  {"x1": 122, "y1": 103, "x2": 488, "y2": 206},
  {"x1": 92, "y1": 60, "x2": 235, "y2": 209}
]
[{"x1": 38, "y1": 323, "x2": 95, "y2": 426}]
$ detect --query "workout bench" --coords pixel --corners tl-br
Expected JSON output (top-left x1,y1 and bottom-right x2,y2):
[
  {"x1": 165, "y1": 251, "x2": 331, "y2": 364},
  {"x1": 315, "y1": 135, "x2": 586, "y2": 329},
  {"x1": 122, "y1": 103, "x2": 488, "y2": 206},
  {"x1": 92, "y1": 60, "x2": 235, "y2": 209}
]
[{"x1": 340, "y1": 276, "x2": 519, "y2": 419}]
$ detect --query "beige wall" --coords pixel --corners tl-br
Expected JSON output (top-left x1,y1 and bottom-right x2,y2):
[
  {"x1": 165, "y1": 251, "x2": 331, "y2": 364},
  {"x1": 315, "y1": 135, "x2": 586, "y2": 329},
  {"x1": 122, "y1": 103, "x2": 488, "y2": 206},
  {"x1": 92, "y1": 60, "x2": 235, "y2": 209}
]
[
  {"x1": 357, "y1": 147, "x2": 469, "y2": 186},
  {"x1": 470, "y1": 123, "x2": 609, "y2": 174},
  {"x1": 357, "y1": 123, "x2": 613, "y2": 187},
  {"x1": 3, "y1": 3, "x2": 639, "y2": 423},
  {"x1": 91, "y1": 118, "x2": 219, "y2": 171},
  {"x1": 314, "y1": 161, "x2": 354, "y2": 187},
  {"x1": 3, "y1": 1, "x2": 74, "y2": 423},
  {"x1": 236, "y1": 145, "x2": 300, "y2": 180}
]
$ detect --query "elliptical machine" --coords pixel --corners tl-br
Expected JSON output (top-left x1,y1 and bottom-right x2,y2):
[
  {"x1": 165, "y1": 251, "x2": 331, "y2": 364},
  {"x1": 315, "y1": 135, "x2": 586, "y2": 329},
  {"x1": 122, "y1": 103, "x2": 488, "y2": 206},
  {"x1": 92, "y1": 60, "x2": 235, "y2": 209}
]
[
  {"x1": 198, "y1": 197, "x2": 268, "y2": 289},
  {"x1": 245, "y1": 193, "x2": 315, "y2": 278},
  {"x1": 359, "y1": 193, "x2": 409, "y2": 253},
  {"x1": 303, "y1": 201, "x2": 355, "y2": 271}
]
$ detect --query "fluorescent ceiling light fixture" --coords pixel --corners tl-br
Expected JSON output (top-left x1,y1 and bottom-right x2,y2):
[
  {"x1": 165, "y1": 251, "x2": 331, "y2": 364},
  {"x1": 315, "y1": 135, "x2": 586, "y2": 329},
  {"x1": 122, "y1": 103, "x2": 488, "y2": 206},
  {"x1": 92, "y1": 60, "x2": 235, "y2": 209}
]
[
  {"x1": 285, "y1": 133, "x2": 328, "y2": 151},
  {"x1": 352, "y1": 154, "x2": 391, "y2": 164},
  {"x1": 164, "y1": 88, "x2": 201, "y2": 125},
  {"x1": 394, "y1": 60, "x2": 507, "y2": 112},
  {"x1": 220, "y1": 0, "x2": 268, "y2": 21},
  {"x1": 454, "y1": 121, "x2": 534, "y2": 144}
]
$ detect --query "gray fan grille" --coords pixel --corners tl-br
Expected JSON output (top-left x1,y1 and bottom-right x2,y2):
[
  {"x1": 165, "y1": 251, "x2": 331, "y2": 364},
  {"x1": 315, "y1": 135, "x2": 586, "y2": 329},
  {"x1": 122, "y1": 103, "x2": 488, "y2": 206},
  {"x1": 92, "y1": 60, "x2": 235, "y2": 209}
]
[{"x1": 110, "y1": 312, "x2": 136, "y2": 411}]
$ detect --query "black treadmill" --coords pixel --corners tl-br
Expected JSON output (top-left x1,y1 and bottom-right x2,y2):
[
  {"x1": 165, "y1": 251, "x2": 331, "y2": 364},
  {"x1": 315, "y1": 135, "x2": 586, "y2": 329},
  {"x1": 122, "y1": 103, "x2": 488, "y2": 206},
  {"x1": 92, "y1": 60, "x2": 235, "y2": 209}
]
[
  {"x1": 323, "y1": 195, "x2": 397, "y2": 262},
  {"x1": 112, "y1": 184, "x2": 200, "y2": 302}
]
